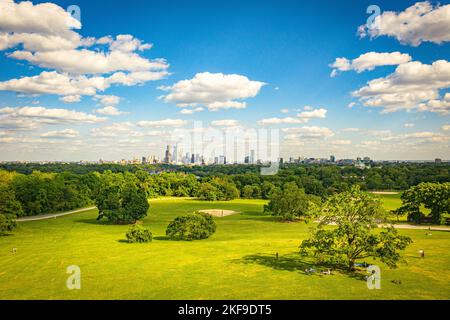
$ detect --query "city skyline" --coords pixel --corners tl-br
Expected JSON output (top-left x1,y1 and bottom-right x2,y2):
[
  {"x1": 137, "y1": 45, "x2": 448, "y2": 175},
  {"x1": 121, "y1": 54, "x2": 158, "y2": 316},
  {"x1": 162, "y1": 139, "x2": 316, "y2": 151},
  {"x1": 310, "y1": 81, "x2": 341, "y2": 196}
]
[{"x1": 0, "y1": 0, "x2": 449, "y2": 161}]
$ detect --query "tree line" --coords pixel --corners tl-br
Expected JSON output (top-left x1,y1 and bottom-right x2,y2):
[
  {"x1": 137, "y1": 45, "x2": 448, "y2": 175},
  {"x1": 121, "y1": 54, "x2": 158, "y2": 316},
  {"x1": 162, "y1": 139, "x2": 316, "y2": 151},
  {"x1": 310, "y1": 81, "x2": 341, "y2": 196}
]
[
  {"x1": 2, "y1": 162, "x2": 448, "y2": 193},
  {"x1": 1, "y1": 162, "x2": 449, "y2": 234}
]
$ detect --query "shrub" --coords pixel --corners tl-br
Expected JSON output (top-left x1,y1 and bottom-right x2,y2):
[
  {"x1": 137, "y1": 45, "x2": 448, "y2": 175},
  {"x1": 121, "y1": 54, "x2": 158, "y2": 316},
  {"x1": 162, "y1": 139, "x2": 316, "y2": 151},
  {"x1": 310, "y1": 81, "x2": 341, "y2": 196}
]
[
  {"x1": 126, "y1": 224, "x2": 152, "y2": 243},
  {"x1": 166, "y1": 212, "x2": 216, "y2": 240},
  {"x1": 0, "y1": 214, "x2": 17, "y2": 235}
]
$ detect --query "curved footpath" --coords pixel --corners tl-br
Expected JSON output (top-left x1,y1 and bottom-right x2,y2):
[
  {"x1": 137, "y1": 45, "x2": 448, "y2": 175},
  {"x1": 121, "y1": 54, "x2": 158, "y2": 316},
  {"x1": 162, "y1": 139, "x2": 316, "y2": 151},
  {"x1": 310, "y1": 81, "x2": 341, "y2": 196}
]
[
  {"x1": 16, "y1": 206, "x2": 450, "y2": 231},
  {"x1": 380, "y1": 223, "x2": 450, "y2": 232},
  {"x1": 17, "y1": 206, "x2": 97, "y2": 222}
]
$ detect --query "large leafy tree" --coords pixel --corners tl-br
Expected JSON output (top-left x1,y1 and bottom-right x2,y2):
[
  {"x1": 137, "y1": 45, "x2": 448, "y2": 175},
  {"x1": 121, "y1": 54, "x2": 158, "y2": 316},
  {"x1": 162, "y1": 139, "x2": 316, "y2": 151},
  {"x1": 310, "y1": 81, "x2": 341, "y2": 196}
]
[
  {"x1": 300, "y1": 186, "x2": 412, "y2": 270},
  {"x1": 196, "y1": 182, "x2": 219, "y2": 201},
  {"x1": 395, "y1": 182, "x2": 450, "y2": 225},
  {"x1": 0, "y1": 188, "x2": 21, "y2": 235},
  {"x1": 242, "y1": 185, "x2": 255, "y2": 199},
  {"x1": 96, "y1": 180, "x2": 149, "y2": 224},
  {"x1": 264, "y1": 182, "x2": 320, "y2": 221},
  {"x1": 196, "y1": 177, "x2": 239, "y2": 201}
]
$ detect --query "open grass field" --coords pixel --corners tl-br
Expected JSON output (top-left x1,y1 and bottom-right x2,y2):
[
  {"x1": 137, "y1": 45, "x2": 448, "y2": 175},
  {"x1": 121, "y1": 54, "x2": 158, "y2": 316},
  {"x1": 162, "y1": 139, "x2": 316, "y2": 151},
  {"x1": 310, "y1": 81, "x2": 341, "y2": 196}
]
[
  {"x1": 1, "y1": 197, "x2": 450, "y2": 300},
  {"x1": 377, "y1": 193, "x2": 402, "y2": 212}
]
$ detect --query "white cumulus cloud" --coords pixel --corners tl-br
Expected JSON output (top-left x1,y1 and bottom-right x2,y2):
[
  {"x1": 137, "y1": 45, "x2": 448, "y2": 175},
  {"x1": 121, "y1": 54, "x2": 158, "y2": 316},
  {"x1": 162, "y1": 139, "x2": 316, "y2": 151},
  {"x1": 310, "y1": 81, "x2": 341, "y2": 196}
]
[
  {"x1": 159, "y1": 72, "x2": 265, "y2": 111},
  {"x1": 137, "y1": 119, "x2": 187, "y2": 128},
  {"x1": 210, "y1": 119, "x2": 240, "y2": 127},
  {"x1": 330, "y1": 52, "x2": 412, "y2": 76},
  {"x1": 353, "y1": 60, "x2": 450, "y2": 115},
  {"x1": 358, "y1": 1, "x2": 450, "y2": 46},
  {"x1": 94, "y1": 106, "x2": 129, "y2": 116},
  {"x1": 40, "y1": 129, "x2": 79, "y2": 138}
]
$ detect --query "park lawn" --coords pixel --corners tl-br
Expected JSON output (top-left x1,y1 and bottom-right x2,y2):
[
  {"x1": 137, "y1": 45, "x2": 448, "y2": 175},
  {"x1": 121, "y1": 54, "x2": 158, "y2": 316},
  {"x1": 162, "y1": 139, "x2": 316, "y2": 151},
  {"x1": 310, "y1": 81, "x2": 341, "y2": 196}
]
[
  {"x1": 0, "y1": 198, "x2": 449, "y2": 300},
  {"x1": 377, "y1": 193, "x2": 446, "y2": 223},
  {"x1": 377, "y1": 193, "x2": 407, "y2": 222},
  {"x1": 378, "y1": 193, "x2": 402, "y2": 211}
]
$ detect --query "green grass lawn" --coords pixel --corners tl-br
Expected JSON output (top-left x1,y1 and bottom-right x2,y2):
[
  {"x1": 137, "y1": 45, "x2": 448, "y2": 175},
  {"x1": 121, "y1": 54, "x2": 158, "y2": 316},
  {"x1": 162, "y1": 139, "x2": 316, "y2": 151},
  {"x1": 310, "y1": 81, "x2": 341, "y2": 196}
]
[
  {"x1": 1, "y1": 198, "x2": 449, "y2": 300},
  {"x1": 378, "y1": 193, "x2": 402, "y2": 211},
  {"x1": 377, "y1": 193, "x2": 443, "y2": 223}
]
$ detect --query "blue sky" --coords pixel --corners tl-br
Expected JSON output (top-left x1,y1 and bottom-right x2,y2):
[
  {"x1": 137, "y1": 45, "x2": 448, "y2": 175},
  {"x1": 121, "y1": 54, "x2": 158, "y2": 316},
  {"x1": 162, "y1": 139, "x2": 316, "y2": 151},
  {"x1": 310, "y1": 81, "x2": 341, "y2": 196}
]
[{"x1": 0, "y1": 0, "x2": 449, "y2": 161}]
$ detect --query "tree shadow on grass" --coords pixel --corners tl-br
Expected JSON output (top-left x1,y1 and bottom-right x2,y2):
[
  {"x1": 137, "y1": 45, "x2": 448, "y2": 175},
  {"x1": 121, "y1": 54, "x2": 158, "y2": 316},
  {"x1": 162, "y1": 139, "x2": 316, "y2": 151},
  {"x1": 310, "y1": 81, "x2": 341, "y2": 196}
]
[
  {"x1": 239, "y1": 210, "x2": 268, "y2": 216},
  {"x1": 236, "y1": 253, "x2": 313, "y2": 272},
  {"x1": 153, "y1": 235, "x2": 171, "y2": 241},
  {"x1": 237, "y1": 215, "x2": 281, "y2": 223},
  {"x1": 74, "y1": 218, "x2": 117, "y2": 226},
  {"x1": 0, "y1": 233, "x2": 15, "y2": 237},
  {"x1": 234, "y1": 253, "x2": 367, "y2": 281}
]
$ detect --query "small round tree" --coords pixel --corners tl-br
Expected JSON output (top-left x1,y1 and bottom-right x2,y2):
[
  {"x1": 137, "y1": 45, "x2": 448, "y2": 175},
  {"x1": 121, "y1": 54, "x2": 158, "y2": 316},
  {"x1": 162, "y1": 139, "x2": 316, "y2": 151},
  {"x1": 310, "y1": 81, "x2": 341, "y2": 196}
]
[
  {"x1": 166, "y1": 212, "x2": 216, "y2": 240},
  {"x1": 126, "y1": 224, "x2": 152, "y2": 243},
  {"x1": 0, "y1": 214, "x2": 17, "y2": 235}
]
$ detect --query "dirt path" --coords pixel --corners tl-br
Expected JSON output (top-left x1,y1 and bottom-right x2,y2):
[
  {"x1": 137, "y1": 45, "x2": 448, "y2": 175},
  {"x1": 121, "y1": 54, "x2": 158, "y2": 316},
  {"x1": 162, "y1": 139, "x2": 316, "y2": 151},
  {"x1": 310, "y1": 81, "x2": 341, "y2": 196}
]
[
  {"x1": 17, "y1": 206, "x2": 97, "y2": 222},
  {"x1": 16, "y1": 206, "x2": 450, "y2": 231},
  {"x1": 370, "y1": 191, "x2": 400, "y2": 195},
  {"x1": 381, "y1": 224, "x2": 450, "y2": 232}
]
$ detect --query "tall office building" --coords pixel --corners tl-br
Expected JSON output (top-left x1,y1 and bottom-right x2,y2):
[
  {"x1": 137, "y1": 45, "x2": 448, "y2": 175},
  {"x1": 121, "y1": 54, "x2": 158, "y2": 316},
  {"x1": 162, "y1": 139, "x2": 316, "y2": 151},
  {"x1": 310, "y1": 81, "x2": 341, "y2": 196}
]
[
  {"x1": 250, "y1": 149, "x2": 255, "y2": 164},
  {"x1": 173, "y1": 144, "x2": 178, "y2": 164},
  {"x1": 164, "y1": 145, "x2": 172, "y2": 164}
]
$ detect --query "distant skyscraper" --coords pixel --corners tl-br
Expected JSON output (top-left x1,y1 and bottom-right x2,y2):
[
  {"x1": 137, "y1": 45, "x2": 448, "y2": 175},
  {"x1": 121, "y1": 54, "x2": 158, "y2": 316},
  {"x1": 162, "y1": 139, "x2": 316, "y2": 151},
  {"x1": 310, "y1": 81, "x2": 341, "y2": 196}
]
[
  {"x1": 330, "y1": 155, "x2": 335, "y2": 163},
  {"x1": 164, "y1": 145, "x2": 172, "y2": 164},
  {"x1": 173, "y1": 144, "x2": 178, "y2": 163},
  {"x1": 191, "y1": 154, "x2": 195, "y2": 164},
  {"x1": 250, "y1": 149, "x2": 255, "y2": 164},
  {"x1": 217, "y1": 155, "x2": 226, "y2": 164}
]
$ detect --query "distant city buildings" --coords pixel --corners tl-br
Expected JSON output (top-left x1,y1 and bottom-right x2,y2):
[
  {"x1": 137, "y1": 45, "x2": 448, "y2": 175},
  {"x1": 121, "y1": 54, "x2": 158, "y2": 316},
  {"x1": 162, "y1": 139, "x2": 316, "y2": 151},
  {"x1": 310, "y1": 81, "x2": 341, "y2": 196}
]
[
  {"x1": 51, "y1": 144, "x2": 445, "y2": 167},
  {"x1": 2, "y1": 156, "x2": 448, "y2": 166},
  {"x1": 164, "y1": 145, "x2": 172, "y2": 164}
]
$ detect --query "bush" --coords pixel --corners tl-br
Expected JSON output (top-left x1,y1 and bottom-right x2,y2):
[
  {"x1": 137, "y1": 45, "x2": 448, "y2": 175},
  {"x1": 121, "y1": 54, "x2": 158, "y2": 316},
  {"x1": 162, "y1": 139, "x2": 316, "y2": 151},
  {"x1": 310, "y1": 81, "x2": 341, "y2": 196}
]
[
  {"x1": 125, "y1": 224, "x2": 152, "y2": 243},
  {"x1": 166, "y1": 212, "x2": 216, "y2": 240},
  {"x1": 0, "y1": 214, "x2": 17, "y2": 235}
]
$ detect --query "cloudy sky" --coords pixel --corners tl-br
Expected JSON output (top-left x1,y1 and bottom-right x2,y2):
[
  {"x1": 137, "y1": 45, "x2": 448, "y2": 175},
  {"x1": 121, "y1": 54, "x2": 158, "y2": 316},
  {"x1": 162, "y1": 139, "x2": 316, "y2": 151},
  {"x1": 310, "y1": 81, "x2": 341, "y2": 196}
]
[{"x1": 0, "y1": 0, "x2": 449, "y2": 161}]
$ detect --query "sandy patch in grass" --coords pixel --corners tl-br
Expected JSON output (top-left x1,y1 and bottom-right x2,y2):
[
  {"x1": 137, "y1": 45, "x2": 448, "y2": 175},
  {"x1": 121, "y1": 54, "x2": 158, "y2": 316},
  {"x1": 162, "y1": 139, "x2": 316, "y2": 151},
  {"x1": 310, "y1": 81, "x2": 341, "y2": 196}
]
[
  {"x1": 198, "y1": 209, "x2": 239, "y2": 217},
  {"x1": 371, "y1": 191, "x2": 399, "y2": 195}
]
